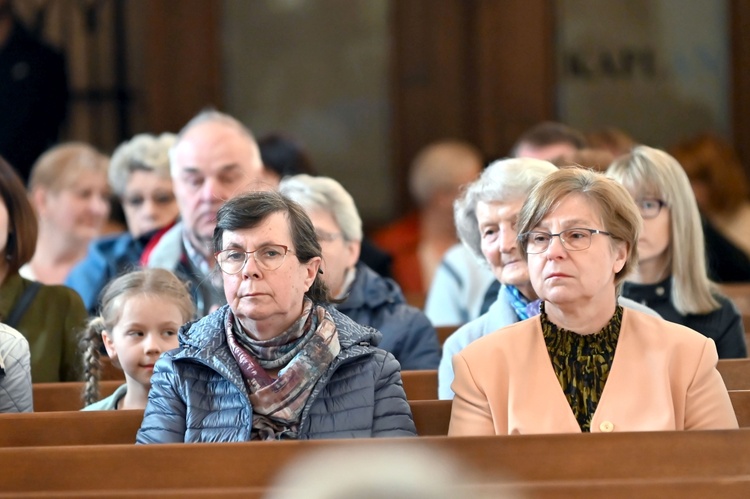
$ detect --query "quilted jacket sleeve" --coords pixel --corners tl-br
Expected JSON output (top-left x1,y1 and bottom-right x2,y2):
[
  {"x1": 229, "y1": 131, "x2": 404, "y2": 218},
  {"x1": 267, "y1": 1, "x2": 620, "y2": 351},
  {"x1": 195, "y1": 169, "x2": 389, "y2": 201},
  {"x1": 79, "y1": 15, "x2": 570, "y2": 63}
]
[
  {"x1": 371, "y1": 350, "x2": 417, "y2": 437},
  {"x1": 136, "y1": 353, "x2": 187, "y2": 444},
  {"x1": 0, "y1": 326, "x2": 33, "y2": 413}
]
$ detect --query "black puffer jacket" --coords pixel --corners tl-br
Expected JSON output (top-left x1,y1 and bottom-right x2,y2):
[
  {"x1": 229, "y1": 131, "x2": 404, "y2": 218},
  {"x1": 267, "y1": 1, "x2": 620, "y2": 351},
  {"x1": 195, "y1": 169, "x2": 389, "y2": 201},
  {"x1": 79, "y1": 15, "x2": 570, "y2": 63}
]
[{"x1": 136, "y1": 305, "x2": 417, "y2": 443}]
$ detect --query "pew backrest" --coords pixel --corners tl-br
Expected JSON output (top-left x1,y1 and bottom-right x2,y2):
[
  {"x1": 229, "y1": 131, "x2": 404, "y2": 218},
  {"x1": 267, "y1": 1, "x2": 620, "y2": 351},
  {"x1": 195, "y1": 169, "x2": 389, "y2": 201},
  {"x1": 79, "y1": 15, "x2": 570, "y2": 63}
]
[
  {"x1": 0, "y1": 399, "x2": 451, "y2": 448},
  {"x1": 718, "y1": 359, "x2": 750, "y2": 390},
  {"x1": 401, "y1": 370, "x2": 437, "y2": 400},
  {"x1": 4, "y1": 430, "x2": 750, "y2": 495},
  {"x1": 33, "y1": 380, "x2": 122, "y2": 412},
  {"x1": 730, "y1": 389, "x2": 750, "y2": 427}
]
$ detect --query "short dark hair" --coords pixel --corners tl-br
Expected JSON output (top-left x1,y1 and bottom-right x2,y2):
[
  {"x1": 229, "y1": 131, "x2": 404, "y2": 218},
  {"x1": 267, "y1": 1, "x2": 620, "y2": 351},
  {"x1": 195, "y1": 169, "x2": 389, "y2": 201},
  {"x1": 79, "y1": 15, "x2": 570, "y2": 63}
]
[
  {"x1": 0, "y1": 156, "x2": 38, "y2": 274},
  {"x1": 259, "y1": 133, "x2": 317, "y2": 179},
  {"x1": 511, "y1": 121, "x2": 587, "y2": 156},
  {"x1": 213, "y1": 190, "x2": 331, "y2": 304}
]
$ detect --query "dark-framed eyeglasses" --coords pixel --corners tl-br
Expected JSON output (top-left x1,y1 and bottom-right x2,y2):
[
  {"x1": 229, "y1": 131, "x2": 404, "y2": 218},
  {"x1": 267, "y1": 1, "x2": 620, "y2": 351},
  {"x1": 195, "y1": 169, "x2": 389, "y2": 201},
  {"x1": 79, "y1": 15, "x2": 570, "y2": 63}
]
[
  {"x1": 519, "y1": 228, "x2": 612, "y2": 254},
  {"x1": 214, "y1": 244, "x2": 291, "y2": 274},
  {"x1": 636, "y1": 198, "x2": 667, "y2": 220}
]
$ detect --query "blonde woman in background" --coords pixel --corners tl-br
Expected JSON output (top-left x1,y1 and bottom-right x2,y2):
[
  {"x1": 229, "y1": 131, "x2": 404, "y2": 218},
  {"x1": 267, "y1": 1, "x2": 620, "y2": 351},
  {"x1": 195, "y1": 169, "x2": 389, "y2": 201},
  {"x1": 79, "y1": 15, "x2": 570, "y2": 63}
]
[
  {"x1": 23, "y1": 142, "x2": 110, "y2": 284},
  {"x1": 66, "y1": 133, "x2": 179, "y2": 313},
  {"x1": 607, "y1": 146, "x2": 746, "y2": 358}
]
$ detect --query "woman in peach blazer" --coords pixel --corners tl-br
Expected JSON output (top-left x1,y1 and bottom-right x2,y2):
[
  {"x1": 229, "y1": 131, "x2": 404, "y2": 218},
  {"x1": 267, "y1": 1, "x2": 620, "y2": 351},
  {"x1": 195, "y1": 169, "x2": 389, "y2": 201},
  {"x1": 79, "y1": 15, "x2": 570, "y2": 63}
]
[{"x1": 448, "y1": 168, "x2": 738, "y2": 435}]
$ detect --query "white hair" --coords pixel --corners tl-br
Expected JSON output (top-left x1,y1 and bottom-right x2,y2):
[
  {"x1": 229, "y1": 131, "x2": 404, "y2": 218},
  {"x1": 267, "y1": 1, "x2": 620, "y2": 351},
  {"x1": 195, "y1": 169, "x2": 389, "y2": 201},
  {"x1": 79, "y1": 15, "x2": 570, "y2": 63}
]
[
  {"x1": 278, "y1": 174, "x2": 363, "y2": 242},
  {"x1": 109, "y1": 133, "x2": 176, "y2": 197},
  {"x1": 454, "y1": 157, "x2": 558, "y2": 260}
]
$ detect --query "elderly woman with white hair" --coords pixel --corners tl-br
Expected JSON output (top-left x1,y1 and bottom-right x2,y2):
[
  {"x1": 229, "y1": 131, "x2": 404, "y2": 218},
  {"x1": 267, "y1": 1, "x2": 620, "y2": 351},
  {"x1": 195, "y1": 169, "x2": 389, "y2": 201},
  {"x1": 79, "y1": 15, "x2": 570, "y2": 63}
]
[
  {"x1": 66, "y1": 133, "x2": 180, "y2": 313},
  {"x1": 280, "y1": 174, "x2": 440, "y2": 370}
]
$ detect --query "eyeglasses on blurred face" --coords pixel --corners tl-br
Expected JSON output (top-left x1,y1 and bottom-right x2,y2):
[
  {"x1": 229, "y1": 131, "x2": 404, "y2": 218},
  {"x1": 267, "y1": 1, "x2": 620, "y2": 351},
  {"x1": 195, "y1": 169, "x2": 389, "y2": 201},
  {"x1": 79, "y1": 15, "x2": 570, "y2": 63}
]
[{"x1": 636, "y1": 198, "x2": 667, "y2": 220}]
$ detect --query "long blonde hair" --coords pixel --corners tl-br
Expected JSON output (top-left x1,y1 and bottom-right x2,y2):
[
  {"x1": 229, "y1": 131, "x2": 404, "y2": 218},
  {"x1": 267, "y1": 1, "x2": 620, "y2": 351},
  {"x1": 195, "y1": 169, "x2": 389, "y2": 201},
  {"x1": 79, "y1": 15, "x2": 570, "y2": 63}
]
[
  {"x1": 607, "y1": 146, "x2": 719, "y2": 314},
  {"x1": 79, "y1": 268, "x2": 194, "y2": 406}
]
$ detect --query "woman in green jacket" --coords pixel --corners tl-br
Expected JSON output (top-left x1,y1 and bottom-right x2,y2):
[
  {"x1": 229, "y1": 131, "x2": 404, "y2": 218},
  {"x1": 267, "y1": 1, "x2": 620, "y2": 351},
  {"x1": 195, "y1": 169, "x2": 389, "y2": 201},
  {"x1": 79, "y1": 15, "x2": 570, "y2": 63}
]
[{"x1": 0, "y1": 156, "x2": 86, "y2": 382}]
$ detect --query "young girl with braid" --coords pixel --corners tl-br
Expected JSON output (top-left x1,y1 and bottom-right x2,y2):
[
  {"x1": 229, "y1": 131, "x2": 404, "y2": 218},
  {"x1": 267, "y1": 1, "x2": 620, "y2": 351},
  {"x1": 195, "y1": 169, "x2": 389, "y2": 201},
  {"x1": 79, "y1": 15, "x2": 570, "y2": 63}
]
[{"x1": 80, "y1": 268, "x2": 193, "y2": 410}]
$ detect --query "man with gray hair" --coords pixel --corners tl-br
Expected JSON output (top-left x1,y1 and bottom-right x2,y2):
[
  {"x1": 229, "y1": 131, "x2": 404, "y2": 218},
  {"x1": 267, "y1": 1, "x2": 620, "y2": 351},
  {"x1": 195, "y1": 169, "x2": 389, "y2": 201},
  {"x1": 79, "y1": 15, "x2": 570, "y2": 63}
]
[
  {"x1": 280, "y1": 174, "x2": 440, "y2": 370},
  {"x1": 145, "y1": 109, "x2": 266, "y2": 317}
]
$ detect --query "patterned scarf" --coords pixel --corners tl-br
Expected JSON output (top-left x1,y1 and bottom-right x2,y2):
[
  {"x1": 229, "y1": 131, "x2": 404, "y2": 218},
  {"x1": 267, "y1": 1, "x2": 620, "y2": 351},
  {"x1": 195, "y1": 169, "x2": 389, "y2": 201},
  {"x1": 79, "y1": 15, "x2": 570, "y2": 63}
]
[
  {"x1": 224, "y1": 298, "x2": 341, "y2": 440},
  {"x1": 504, "y1": 285, "x2": 534, "y2": 321},
  {"x1": 527, "y1": 298, "x2": 542, "y2": 318}
]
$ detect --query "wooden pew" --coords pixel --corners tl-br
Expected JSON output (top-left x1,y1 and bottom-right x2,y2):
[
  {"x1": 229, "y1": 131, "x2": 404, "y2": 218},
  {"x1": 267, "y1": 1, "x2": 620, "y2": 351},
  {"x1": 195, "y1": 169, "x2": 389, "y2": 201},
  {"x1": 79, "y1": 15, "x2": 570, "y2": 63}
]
[
  {"x1": 33, "y1": 380, "x2": 122, "y2": 412},
  {"x1": 36, "y1": 370, "x2": 440, "y2": 412},
  {"x1": 0, "y1": 400, "x2": 451, "y2": 447},
  {"x1": 3, "y1": 429, "x2": 750, "y2": 496},
  {"x1": 435, "y1": 325, "x2": 458, "y2": 346},
  {"x1": 0, "y1": 410, "x2": 143, "y2": 447},
  {"x1": 731, "y1": 390, "x2": 750, "y2": 427},
  {"x1": 401, "y1": 369, "x2": 437, "y2": 400},
  {"x1": 5, "y1": 391, "x2": 750, "y2": 449},
  {"x1": 718, "y1": 358, "x2": 750, "y2": 390},
  {"x1": 18, "y1": 476, "x2": 747, "y2": 499}
]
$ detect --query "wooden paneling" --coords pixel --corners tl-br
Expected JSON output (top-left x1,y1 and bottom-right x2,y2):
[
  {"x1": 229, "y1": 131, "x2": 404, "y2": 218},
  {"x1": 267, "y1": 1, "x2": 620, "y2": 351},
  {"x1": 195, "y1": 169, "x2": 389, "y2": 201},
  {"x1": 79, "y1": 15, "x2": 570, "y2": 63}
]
[
  {"x1": 389, "y1": 0, "x2": 475, "y2": 212},
  {"x1": 731, "y1": 0, "x2": 750, "y2": 176},
  {"x1": 390, "y1": 0, "x2": 555, "y2": 214},
  {"x1": 474, "y1": 0, "x2": 556, "y2": 160},
  {"x1": 140, "y1": 0, "x2": 222, "y2": 134}
]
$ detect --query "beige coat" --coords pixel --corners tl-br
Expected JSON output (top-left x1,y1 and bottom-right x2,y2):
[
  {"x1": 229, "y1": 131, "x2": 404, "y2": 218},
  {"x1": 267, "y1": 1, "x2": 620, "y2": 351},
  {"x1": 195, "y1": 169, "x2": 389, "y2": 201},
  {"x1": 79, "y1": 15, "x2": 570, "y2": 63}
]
[{"x1": 449, "y1": 308, "x2": 738, "y2": 435}]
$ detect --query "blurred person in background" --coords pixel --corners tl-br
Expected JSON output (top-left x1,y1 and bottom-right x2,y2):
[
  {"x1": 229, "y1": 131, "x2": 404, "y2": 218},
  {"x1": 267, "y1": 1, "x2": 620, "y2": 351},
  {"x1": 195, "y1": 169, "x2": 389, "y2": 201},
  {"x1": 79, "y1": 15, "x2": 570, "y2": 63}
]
[
  {"x1": 23, "y1": 142, "x2": 110, "y2": 285},
  {"x1": 670, "y1": 133, "x2": 750, "y2": 259},
  {"x1": 66, "y1": 133, "x2": 180, "y2": 313},
  {"x1": 511, "y1": 121, "x2": 587, "y2": 162},
  {"x1": 607, "y1": 146, "x2": 747, "y2": 358},
  {"x1": 0, "y1": 0, "x2": 68, "y2": 184},
  {"x1": 258, "y1": 132, "x2": 392, "y2": 279},
  {"x1": 281, "y1": 174, "x2": 440, "y2": 370},
  {"x1": 373, "y1": 139, "x2": 483, "y2": 300}
]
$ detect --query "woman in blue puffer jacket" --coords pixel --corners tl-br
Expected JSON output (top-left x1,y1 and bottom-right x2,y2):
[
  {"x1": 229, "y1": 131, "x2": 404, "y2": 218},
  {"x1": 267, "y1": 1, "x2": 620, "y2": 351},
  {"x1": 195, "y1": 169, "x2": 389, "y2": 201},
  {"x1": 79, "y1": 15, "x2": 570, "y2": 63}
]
[{"x1": 136, "y1": 190, "x2": 416, "y2": 443}]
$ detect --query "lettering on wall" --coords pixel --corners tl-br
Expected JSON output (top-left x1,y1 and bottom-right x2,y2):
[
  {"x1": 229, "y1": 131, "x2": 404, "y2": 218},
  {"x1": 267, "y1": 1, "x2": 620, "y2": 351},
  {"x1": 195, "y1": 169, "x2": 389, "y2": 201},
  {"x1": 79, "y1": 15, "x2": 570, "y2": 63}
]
[{"x1": 562, "y1": 48, "x2": 656, "y2": 79}]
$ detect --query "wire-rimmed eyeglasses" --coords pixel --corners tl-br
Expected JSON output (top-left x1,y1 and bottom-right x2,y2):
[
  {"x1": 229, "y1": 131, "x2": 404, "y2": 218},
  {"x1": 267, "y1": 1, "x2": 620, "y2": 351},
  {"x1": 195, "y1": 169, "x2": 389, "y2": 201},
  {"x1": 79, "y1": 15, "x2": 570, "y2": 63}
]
[
  {"x1": 636, "y1": 198, "x2": 667, "y2": 220},
  {"x1": 518, "y1": 228, "x2": 612, "y2": 254},
  {"x1": 214, "y1": 244, "x2": 291, "y2": 274}
]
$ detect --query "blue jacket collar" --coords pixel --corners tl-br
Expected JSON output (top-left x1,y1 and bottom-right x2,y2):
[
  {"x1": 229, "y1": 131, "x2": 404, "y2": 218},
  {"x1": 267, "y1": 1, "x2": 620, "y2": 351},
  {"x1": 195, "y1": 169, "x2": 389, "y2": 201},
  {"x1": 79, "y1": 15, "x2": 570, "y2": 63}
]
[{"x1": 337, "y1": 262, "x2": 404, "y2": 312}]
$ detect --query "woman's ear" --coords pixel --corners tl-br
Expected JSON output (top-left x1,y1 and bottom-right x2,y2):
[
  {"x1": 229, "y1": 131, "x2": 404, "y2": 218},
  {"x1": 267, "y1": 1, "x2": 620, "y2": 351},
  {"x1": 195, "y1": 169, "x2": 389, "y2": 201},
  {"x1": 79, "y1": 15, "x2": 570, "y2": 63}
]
[
  {"x1": 303, "y1": 256, "x2": 322, "y2": 290},
  {"x1": 101, "y1": 330, "x2": 118, "y2": 361},
  {"x1": 612, "y1": 241, "x2": 628, "y2": 274}
]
